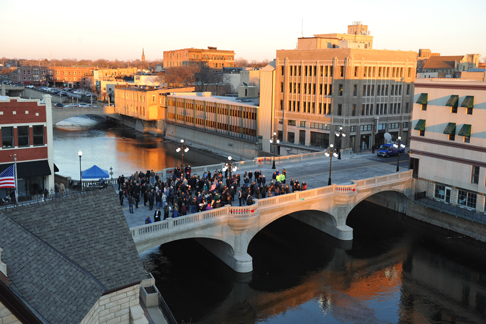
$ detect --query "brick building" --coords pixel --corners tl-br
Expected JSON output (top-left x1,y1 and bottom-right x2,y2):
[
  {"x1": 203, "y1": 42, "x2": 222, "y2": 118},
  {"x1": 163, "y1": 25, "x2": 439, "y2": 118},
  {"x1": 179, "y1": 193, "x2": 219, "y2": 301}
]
[
  {"x1": 163, "y1": 47, "x2": 235, "y2": 69},
  {"x1": 47, "y1": 66, "x2": 95, "y2": 88},
  {"x1": 16, "y1": 65, "x2": 49, "y2": 85},
  {"x1": 0, "y1": 95, "x2": 55, "y2": 198}
]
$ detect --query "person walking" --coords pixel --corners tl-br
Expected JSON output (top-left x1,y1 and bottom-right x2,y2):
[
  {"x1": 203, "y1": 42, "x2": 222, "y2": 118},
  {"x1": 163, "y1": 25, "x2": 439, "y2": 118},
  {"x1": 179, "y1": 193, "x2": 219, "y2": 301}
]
[
  {"x1": 54, "y1": 183, "x2": 60, "y2": 198},
  {"x1": 128, "y1": 195, "x2": 134, "y2": 213},
  {"x1": 118, "y1": 189, "x2": 124, "y2": 205},
  {"x1": 59, "y1": 182, "x2": 65, "y2": 197},
  {"x1": 154, "y1": 208, "x2": 162, "y2": 222}
]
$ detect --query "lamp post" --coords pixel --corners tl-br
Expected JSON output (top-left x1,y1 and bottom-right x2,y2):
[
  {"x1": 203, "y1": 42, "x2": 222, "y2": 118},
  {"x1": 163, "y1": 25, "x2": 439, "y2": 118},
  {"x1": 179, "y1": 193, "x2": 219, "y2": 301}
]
[
  {"x1": 109, "y1": 167, "x2": 113, "y2": 180},
  {"x1": 78, "y1": 150, "x2": 83, "y2": 191},
  {"x1": 222, "y1": 156, "x2": 238, "y2": 181},
  {"x1": 335, "y1": 126, "x2": 346, "y2": 160},
  {"x1": 325, "y1": 144, "x2": 339, "y2": 186},
  {"x1": 269, "y1": 132, "x2": 279, "y2": 169},
  {"x1": 176, "y1": 139, "x2": 189, "y2": 168},
  {"x1": 393, "y1": 136, "x2": 405, "y2": 172}
]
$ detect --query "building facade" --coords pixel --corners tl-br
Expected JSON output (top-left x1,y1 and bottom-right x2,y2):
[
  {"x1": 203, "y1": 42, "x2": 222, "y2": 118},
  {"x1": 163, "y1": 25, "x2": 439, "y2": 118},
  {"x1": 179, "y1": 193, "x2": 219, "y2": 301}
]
[
  {"x1": 16, "y1": 65, "x2": 49, "y2": 85},
  {"x1": 0, "y1": 95, "x2": 55, "y2": 198},
  {"x1": 410, "y1": 78, "x2": 486, "y2": 214},
  {"x1": 272, "y1": 46, "x2": 416, "y2": 153},
  {"x1": 163, "y1": 47, "x2": 235, "y2": 69},
  {"x1": 47, "y1": 66, "x2": 95, "y2": 88}
]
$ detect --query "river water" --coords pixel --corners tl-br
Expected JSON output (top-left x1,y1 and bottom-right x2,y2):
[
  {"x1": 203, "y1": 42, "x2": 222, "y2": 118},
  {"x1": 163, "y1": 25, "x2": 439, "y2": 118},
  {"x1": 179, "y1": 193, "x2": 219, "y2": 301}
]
[
  {"x1": 54, "y1": 117, "x2": 486, "y2": 323},
  {"x1": 53, "y1": 117, "x2": 221, "y2": 179}
]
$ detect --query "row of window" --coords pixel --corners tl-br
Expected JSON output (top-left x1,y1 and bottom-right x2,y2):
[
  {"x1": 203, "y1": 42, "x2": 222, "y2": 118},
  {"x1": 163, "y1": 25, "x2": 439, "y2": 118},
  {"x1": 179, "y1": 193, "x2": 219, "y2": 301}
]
[
  {"x1": 168, "y1": 101, "x2": 257, "y2": 120},
  {"x1": 418, "y1": 94, "x2": 474, "y2": 115},
  {"x1": 285, "y1": 121, "x2": 408, "y2": 132},
  {"x1": 435, "y1": 183, "x2": 480, "y2": 210},
  {"x1": 357, "y1": 84, "x2": 410, "y2": 97},
  {"x1": 282, "y1": 65, "x2": 413, "y2": 79},
  {"x1": 1, "y1": 126, "x2": 45, "y2": 148},
  {"x1": 353, "y1": 103, "x2": 409, "y2": 116}
]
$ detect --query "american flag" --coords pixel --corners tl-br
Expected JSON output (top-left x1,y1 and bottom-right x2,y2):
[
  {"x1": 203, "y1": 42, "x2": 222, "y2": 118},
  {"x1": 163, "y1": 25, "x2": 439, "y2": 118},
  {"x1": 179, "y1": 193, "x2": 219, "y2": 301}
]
[{"x1": 0, "y1": 165, "x2": 15, "y2": 188}]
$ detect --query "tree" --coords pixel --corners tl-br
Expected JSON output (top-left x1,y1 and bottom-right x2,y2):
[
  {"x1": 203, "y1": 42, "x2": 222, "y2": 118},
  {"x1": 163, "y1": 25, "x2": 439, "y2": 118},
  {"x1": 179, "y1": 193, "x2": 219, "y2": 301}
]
[
  {"x1": 160, "y1": 65, "x2": 199, "y2": 88},
  {"x1": 234, "y1": 58, "x2": 249, "y2": 68}
]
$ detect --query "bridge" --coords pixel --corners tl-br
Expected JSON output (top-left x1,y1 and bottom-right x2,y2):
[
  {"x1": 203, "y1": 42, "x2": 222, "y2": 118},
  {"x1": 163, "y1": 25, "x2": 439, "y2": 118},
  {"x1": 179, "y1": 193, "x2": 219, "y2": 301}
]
[
  {"x1": 131, "y1": 170, "x2": 413, "y2": 273},
  {"x1": 52, "y1": 106, "x2": 122, "y2": 124},
  {"x1": 1, "y1": 83, "x2": 24, "y2": 96}
]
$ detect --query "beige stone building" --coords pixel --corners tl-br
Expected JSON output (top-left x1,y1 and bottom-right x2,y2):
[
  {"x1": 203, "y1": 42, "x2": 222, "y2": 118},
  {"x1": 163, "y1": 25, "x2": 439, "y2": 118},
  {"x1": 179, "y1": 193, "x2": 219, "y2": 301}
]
[
  {"x1": 410, "y1": 78, "x2": 486, "y2": 213},
  {"x1": 266, "y1": 23, "x2": 417, "y2": 153}
]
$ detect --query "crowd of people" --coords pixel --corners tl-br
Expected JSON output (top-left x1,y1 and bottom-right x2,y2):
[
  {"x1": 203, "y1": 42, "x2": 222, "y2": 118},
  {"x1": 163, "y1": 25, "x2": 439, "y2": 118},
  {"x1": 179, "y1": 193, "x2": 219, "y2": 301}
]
[{"x1": 116, "y1": 166, "x2": 307, "y2": 224}]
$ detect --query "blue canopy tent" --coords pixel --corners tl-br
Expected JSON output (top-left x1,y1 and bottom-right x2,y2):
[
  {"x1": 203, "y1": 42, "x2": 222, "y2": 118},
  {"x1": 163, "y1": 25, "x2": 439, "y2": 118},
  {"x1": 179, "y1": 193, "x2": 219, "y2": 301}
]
[{"x1": 81, "y1": 165, "x2": 109, "y2": 179}]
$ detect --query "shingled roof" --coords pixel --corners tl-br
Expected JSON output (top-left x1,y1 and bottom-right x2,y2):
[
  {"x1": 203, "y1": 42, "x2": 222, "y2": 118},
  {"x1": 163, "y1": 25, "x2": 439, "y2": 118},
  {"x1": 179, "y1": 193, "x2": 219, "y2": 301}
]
[
  {"x1": 423, "y1": 55, "x2": 464, "y2": 69},
  {"x1": 0, "y1": 189, "x2": 146, "y2": 323}
]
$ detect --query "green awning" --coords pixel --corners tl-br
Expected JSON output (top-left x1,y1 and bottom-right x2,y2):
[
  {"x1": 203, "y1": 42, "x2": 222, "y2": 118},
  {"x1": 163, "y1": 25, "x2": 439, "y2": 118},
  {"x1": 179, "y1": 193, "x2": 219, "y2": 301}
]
[
  {"x1": 414, "y1": 119, "x2": 426, "y2": 131},
  {"x1": 458, "y1": 124, "x2": 471, "y2": 137},
  {"x1": 416, "y1": 93, "x2": 428, "y2": 104},
  {"x1": 443, "y1": 123, "x2": 456, "y2": 135},
  {"x1": 461, "y1": 96, "x2": 474, "y2": 108},
  {"x1": 445, "y1": 95, "x2": 458, "y2": 107}
]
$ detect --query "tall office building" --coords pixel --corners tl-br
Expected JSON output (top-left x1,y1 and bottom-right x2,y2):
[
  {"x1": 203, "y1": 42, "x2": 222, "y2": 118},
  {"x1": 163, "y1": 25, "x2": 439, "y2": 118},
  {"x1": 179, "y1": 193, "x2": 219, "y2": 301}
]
[{"x1": 268, "y1": 22, "x2": 417, "y2": 153}]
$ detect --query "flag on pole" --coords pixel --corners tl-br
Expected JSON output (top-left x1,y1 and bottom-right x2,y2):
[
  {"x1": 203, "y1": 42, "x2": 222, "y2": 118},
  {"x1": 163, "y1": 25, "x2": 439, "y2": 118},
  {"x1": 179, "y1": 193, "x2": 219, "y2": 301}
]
[{"x1": 0, "y1": 165, "x2": 15, "y2": 188}]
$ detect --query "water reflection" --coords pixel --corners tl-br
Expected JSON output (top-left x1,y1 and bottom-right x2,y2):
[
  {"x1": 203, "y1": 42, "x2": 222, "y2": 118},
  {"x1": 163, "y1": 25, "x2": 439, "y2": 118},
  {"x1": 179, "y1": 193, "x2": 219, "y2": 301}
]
[
  {"x1": 53, "y1": 117, "x2": 221, "y2": 179},
  {"x1": 149, "y1": 202, "x2": 486, "y2": 323}
]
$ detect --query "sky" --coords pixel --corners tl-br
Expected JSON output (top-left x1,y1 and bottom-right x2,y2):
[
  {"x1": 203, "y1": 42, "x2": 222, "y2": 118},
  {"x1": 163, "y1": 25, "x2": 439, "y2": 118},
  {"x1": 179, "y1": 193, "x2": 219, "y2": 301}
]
[{"x1": 1, "y1": 0, "x2": 485, "y2": 63}]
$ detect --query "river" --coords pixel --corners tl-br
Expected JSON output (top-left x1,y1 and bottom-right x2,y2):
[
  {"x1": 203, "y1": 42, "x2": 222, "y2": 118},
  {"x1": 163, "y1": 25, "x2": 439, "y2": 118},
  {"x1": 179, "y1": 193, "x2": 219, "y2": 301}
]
[{"x1": 54, "y1": 117, "x2": 486, "y2": 323}]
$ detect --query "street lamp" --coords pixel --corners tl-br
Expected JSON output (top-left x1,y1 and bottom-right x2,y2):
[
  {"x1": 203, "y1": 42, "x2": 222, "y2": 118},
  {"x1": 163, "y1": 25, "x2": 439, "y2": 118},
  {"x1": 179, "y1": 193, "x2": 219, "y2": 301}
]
[
  {"x1": 78, "y1": 150, "x2": 83, "y2": 191},
  {"x1": 109, "y1": 167, "x2": 113, "y2": 180},
  {"x1": 176, "y1": 139, "x2": 189, "y2": 167},
  {"x1": 325, "y1": 144, "x2": 339, "y2": 186},
  {"x1": 222, "y1": 156, "x2": 238, "y2": 181},
  {"x1": 393, "y1": 136, "x2": 405, "y2": 172},
  {"x1": 335, "y1": 126, "x2": 346, "y2": 160},
  {"x1": 269, "y1": 132, "x2": 280, "y2": 169}
]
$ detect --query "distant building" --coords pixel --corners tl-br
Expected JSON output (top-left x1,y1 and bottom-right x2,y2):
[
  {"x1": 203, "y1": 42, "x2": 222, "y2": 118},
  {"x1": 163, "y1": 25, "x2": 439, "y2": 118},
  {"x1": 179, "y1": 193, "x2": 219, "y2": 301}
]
[
  {"x1": 298, "y1": 21, "x2": 373, "y2": 50},
  {"x1": 47, "y1": 66, "x2": 95, "y2": 88},
  {"x1": 141, "y1": 48, "x2": 146, "y2": 62},
  {"x1": 410, "y1": 78, "x2": 486, "y2": 214},
  {"x1": 0, "y1": 95, "x2": 55, "y2": 197},
  {"x1": 261, "y1": 22, "x2": 417, "y2": 154},
  {"x1": 155, "y1": 64, "x2": 163, "y2": 72},
  {"x1": 163, "y1": 47, "x2": 235, "y2": 69},
  {"x1": 16, "y1": 65, "x2": 49, "y2": 85},
  {"x1": 114, "y1": 86, "x2": 194, "y2": 121},
  {"x1": 417, "y1": 50, "x2": 479, "y2": 78}
]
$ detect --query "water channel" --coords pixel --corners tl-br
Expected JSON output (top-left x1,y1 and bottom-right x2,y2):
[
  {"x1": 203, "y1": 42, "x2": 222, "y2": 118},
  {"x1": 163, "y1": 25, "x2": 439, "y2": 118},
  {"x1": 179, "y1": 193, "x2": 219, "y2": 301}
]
[{"x1": 54, "y1": 117, "x2": 486, "y2": 324}]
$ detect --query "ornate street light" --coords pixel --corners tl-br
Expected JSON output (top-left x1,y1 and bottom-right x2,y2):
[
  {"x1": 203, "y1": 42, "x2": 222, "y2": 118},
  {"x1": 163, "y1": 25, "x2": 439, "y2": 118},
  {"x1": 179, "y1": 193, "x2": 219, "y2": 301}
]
[
  {"x1": 393, "y1": 136, "x2": 405, "y2": 172},
  {"x1": 222, "y1": 156, "x2": 238, "y2": 181},
  {"x1": 176, "y1": 139, "x2": 189, "y2": 167},
  {"x1": 78, "y1": 150, "x2": 83, "y2": 191},
  {"x1": 325, "y1": 144, "x2": 339, "y2": 186},
  {"x1": 109, "y1": 166, "x2": 113, "y2": 180},
  {"x1": 269, "y1": 132, "x2": 279, "y2": 169},
  {"x1": 335, "y1": 126, "x2": 346, "y2": 160}
]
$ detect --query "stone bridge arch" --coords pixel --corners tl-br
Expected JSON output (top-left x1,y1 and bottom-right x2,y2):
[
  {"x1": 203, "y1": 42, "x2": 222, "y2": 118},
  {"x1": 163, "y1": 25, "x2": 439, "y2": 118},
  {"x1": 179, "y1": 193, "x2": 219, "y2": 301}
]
[{"x1": 52, "y1": 107, "x2": 122, "y2": 124}]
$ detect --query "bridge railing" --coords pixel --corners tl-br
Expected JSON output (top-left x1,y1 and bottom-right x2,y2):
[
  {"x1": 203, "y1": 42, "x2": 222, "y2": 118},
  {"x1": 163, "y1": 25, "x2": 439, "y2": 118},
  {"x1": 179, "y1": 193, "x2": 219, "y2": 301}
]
[{"x1": 131, "y1": 171, "x2": 413, "y2": 241}]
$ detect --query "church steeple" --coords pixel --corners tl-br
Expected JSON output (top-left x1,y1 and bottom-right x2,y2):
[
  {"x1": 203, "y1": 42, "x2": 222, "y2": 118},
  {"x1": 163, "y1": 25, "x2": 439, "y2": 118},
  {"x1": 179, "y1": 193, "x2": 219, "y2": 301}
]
[{"x1": 141, "y1": 48, "x2": 145, "y2": 62}]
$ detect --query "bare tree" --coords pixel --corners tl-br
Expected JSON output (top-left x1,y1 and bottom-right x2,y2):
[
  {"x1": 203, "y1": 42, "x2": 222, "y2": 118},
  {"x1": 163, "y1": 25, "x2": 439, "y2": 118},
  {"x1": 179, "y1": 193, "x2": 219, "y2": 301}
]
[{"x1": 161, "y1": 65, "x2": 199, "y2": 88}]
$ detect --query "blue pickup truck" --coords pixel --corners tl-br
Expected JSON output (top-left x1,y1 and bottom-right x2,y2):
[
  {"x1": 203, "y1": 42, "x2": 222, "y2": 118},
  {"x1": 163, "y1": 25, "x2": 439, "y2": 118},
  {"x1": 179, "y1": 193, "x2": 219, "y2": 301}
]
[{"x1": 377, "y1": 143, "x2": 405, "y2": 157}]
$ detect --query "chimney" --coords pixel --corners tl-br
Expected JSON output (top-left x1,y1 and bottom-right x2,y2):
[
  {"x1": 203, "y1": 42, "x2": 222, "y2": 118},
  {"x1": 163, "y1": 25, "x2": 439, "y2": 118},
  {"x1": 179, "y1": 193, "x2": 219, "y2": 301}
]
[{"x1": 0, "y1": 248, "x2": 8, "y2": 285}]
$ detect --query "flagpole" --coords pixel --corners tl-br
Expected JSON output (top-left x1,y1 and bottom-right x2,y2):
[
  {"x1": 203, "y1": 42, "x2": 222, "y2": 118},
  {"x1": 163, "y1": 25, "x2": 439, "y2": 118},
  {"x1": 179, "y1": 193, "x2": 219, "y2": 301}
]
[{"x1": 14, "y1": 154, "x2": 18, "y2": 205}]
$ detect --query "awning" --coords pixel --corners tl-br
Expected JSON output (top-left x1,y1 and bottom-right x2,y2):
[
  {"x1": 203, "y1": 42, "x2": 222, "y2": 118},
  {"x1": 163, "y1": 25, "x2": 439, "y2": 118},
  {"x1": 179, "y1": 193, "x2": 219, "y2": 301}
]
[
  {"x1": 54, "y1": 163, "x2": 59, "y2": 172},
  {"x1": 0, "y1": 160, "x2": 51, "y2": 178},
  {"x1": 414, "y1": 119, "x2": 426, "y2": 131},
  {"x1": 445, "y1": 95, "x2": 458, "y2": 107},
  {"x1": 416, "y1": 93, "x2": 428, "y2": 104},
  {"x1": 458, "y1": 124, "x2": 472, "y2": 137},
  {"x1": 461, "y1": 96, "x2": 474, "y2": 108},
  {"x1": 443, "y1": 123, "x2": 456, "y2": 135}
]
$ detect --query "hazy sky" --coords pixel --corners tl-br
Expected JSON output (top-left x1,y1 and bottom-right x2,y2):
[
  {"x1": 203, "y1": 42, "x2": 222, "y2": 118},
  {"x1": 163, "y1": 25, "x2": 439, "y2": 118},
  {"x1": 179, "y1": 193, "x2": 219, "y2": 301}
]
[{"x1": 1, "y1": 0, "x2": 485, "y2": 62}]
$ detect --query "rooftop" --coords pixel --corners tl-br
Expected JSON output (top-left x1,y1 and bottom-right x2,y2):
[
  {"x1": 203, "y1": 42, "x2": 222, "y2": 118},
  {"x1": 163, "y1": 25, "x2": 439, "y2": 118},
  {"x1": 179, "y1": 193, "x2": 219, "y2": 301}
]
[{"x1": 170, "y1": 92, "x2": 259, "y2": 107}]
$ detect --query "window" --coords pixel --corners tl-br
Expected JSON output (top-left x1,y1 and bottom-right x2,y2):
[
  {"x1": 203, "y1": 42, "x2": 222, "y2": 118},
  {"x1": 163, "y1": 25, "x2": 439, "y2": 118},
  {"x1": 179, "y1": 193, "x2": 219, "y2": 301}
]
[
  {"x1": 350, "y1": 126, "x2": 356, "y2": 132},
  {"x1": 33, "y1": 125, "x2": 44, "y2": 145},
  {"x1": 18, "y1": 126, "x2": 29, "y2": 147},
  {"x1": 403, "y1": 122, "x2": 408, "y2": 129},
  {"x1": 421, "y1": 104, "x2": 427, "y2": 111},
  {"x1": 288, "y1": 132, "x2": 295, "y2": 143},
  {"x1": 338, "y1": 104, "x2": 342, "y2": 116},
  {"x1": 360, "y1": 125, "x2": 372, "y2": 132},
  {"x1": 300, "y1": 121, "x2": 306, "y2": 128},
  {"x1": 1, "y1": 127, "x2": 14, "y2": 148},
  {"x1": 340, "y1": 66, "x2": 344, "y2": 77},
  {"x1": 378, "y1": 123, "x2": 386, "y2": 131},
  {"x1": 339, "y1": 84, "x2": 343, "y2": 96},
  {"x1": 435, "y1": 183, "x2": 445, "y2": 200},
  {"x1": 407, "y1": 84, "x2": 410, "y2": 95},
  {"x1": 472, "y1": 166, "x2": 480, "y2": 184},
  {"x1": 389, "y1": 123, "x2": 399, "y2": 129},
  {"x1": 353, "y1": 84, "x2": 357, "y2": 96},
  {"x1": 461, "y1": 96, "x2": 474, "y2": 115},
  {"x1": 352, "y1": 104, "x2": 356, "y2": 116},
  {"x1": 458, "y1": 190, "x2": 477, "y2": 209}
]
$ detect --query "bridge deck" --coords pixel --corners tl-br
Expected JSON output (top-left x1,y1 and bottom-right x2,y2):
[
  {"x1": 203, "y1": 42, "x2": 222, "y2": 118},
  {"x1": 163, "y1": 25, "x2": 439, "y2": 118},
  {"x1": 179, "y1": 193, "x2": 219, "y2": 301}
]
[{"x1": 121, "y1": 152, "x2": 410, "y2": 229}]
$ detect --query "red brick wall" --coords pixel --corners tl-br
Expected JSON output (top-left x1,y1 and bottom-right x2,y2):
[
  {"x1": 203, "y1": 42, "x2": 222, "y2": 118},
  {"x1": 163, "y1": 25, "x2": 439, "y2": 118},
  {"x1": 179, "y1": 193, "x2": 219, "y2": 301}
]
[{"x1": 0, "y1": 100, "x2": 47, "y2": 124}]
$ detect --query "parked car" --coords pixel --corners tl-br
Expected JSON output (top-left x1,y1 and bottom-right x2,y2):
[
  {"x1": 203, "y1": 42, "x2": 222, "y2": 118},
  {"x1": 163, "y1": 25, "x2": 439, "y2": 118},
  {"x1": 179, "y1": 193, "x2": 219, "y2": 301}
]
[
  {"x1": 377, "y1": 143, "x2": 405, "y2": 157},
  {"x1": 55, "y1": 103, "x2": 64, "y2": 107}
]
